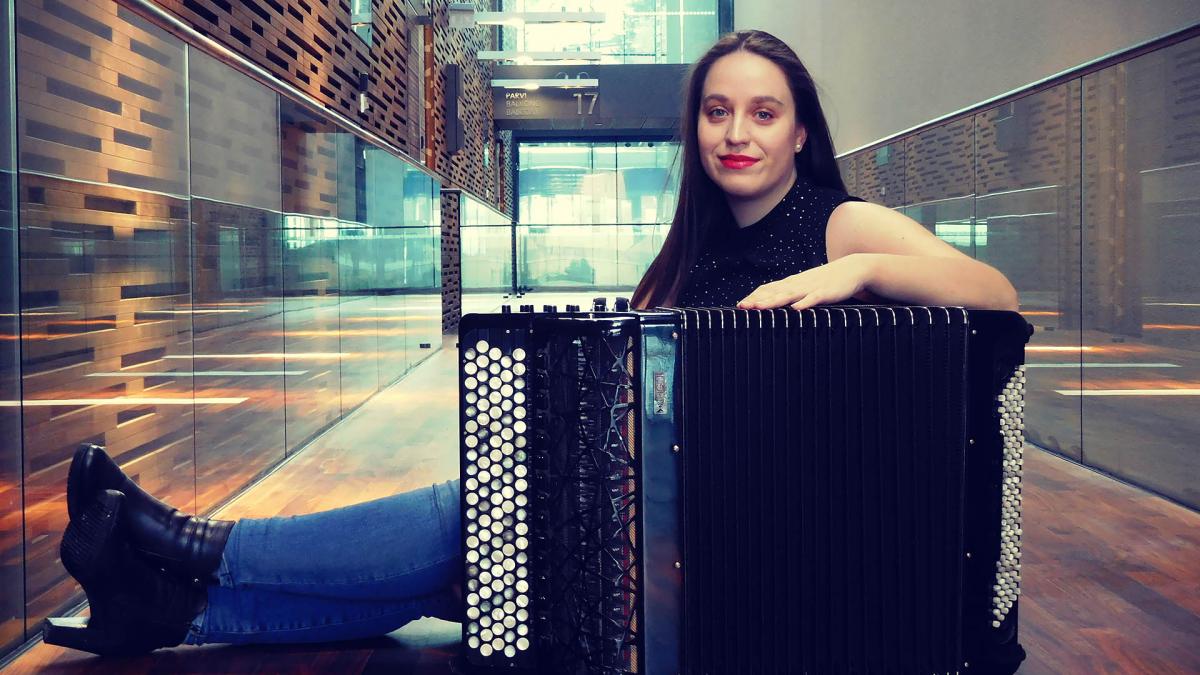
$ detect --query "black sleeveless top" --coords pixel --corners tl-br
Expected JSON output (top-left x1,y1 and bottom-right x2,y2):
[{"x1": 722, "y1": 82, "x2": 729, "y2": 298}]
[{"x1": 677, "y1": 175, "x2": 865, "y2": 307}]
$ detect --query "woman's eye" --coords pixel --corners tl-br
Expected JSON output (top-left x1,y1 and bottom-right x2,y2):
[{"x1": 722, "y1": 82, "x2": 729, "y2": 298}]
[
  {"x1": 707, "y1": 108, "x2": 728, "y2": 118},
  {"x1": 755, "y1": 110, "x2": 774, "y2": 121}
]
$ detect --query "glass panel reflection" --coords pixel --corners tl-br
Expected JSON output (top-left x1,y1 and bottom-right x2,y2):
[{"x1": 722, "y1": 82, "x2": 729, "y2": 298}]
[
  {"x1": 403, "y1": 169, "x2": 441, "y2": 369},
  {"x1": 518, "y1": 224, "x2": 620, "y2": 289},
  {"x1": 902, "y1": 119, "x2": 975, "y2": 256},
  {"x1": 1081, "y1": 38, "x2": 1200, "y2": 509},
  {"x1": 188, "y1": 48, "x2": 285, "y2": 512},
  {"x1": 337, "y1": 219, "x2": 379, "y2": 412},
  {"x1": 0, "y1": 0, "x2": 22, "y2": 649},
  {"x1": 15, "y1": 1, "x2": 196, "y2": 630},
  {"x1": 975, "y1": 82, "x2": 1083, "y2": 462},
  {"x1": 280, "y1": 100, "x2": 344, "y2": 451},
  {"x1": 515, "y1": 141, "x2": 677, "y2": 292},
  {"x1": 461, "y1": 192, "x2": 512, "y2": 292},
  {"x1": 857, "y1": 140, "x2": 905, "y2": 208},
  {"x1": 3, "y1": 0, "x2": 449, "y2": 647}
]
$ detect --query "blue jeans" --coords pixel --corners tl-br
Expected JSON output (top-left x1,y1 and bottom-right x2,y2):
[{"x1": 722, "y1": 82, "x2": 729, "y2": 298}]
[{"x1": 185, "y1": 479, "x2": 462, "y2": 645}]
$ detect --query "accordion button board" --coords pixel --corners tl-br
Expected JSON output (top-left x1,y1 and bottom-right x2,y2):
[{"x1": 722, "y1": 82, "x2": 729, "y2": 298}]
[{"x1": 458, "y1": 303, "x2": 1033, "y2": 675}]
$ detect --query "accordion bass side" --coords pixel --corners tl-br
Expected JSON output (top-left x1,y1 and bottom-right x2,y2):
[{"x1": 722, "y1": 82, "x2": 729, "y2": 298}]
[{"x1": 457, "y1": 305, "x2": 1033, "y2": 675}]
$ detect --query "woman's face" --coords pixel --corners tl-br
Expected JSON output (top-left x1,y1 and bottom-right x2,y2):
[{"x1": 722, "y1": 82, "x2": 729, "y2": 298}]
[{"x1": 697, "y1": 51, "x2": 807, "y2": 203}]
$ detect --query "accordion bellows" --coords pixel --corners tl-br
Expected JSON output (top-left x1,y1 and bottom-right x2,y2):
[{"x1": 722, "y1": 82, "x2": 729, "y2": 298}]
[{"x1": 458, "y1": 305, "x2": 1032, "y2": 675}]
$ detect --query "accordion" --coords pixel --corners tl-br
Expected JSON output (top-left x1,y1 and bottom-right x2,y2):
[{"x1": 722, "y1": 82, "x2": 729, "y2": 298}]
[{"x1": 457, "y1": 302, "x2": 1032, "y2": 675}]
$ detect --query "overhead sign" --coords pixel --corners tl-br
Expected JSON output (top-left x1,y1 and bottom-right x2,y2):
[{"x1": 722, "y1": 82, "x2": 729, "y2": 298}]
[{"x1": 492, "y1": 64, "x2": 687, "y2": 132}]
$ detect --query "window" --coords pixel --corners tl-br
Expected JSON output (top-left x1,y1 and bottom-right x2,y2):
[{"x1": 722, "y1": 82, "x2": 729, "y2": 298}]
[{"x1": 351, "y1": 0, "x2": 373, "y2": 46}]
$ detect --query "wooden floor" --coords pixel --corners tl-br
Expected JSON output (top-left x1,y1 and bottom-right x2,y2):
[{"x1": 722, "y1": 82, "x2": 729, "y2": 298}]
[{"x1": 4, "y1": 306, "x2": 1200, "y2": 673}]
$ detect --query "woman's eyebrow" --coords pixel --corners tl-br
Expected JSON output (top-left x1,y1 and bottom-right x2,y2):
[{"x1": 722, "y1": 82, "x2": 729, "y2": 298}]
[{"x1": 700, "y1": 94, "x2": 785, "y2": 106}]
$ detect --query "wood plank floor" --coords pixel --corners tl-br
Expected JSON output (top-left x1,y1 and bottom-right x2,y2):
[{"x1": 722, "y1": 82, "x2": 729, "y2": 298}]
[{"x1": 5, "y1": 308, "x2": 1199, "y2": 673}]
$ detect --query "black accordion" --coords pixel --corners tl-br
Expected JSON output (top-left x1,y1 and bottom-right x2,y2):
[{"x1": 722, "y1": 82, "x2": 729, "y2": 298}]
[{"x1": 457, "y1": 302, "x2": 1032, "y2": 675}]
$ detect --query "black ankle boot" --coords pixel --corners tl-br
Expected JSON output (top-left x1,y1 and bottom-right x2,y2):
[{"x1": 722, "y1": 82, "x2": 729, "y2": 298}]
[
  {"x1": 67, "y1": 443, "x2": 234, "y2": 584},
  {"x1": 44, "y1": 489, "x2": 208, "y2": 656}
]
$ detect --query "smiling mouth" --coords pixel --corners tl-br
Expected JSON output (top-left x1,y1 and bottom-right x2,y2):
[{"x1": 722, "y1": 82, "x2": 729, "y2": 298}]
[{"x1": 719, "y1": 156, "x2": 759, "y2": 170}]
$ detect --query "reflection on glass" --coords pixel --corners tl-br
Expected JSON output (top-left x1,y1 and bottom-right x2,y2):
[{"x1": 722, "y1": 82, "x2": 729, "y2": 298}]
[
  {"x1": 188, "y1": 48, "x2": 285, "y2": 512},
  {"x1": 515, "y1": 141, "x2": 678, "y2": 292},
  {"x1": 3, "y1": 0, "x2": 449, "y2": 646},
  {"x1": 837, "y1": 155, "x2": 858, "y2": 195},
  {"x1": 722, "y1": 30, "x2": 1200, "y2": 513},
  {"x1": 338, "y1": 221, "x2": 379, "y2": 412},
  {"x1": 461, "y1": 192, "x2": 512, "y2": 292},
  {"x1": 857, "y1": 140, "x2": 906, "y2": 208},
  {"x1": 519, "y1": 224, "x2": 619, "y2": 288},
  {"x1": 1080, "y1": 38, "x2": 1200, "y2": 509},
  {"x1": 15, "y1": 2, "x2": 196, "y2": 630},
  {"x1": 281, "y1": 100, "x2": 345, "y2": 451},
  {"x1": 975, "y1": 83, "x2": 1083, "y2": 461},
  {"x1": 520, "y1": 143, "x2": 617, "y2": 225},
  {"x1": 402, "y1": 169, "x2": 442, "y2": 370},
  {"x1": 902, "y1": 119, "x2": 975, "y2": 256},
  {"x1": 1, "y1": 0, "x2": 22, "y2": 649}
]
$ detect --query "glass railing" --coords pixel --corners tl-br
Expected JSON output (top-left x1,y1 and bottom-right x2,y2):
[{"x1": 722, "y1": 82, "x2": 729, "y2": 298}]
[
  {"x1": 837, "y1": 30, "x2": 1200, "y2": 511},
  {"x1": 1, "y1": 0, "x2": 443, "y2": 648},
  {"x1": 517, "y1": 223, "x2": 669, "y2": 289},
  {"x1": 461, "y1": 193, "x2": 514, "y2": 292}
]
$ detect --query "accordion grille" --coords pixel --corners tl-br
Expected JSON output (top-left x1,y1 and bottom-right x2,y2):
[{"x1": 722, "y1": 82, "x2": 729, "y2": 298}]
[
  {"x1": 679, "y1": 307, "x2": 970, "y2": 674},
  {"x1": 532, "y1": 327, "x2": 642, "y2": 674}
]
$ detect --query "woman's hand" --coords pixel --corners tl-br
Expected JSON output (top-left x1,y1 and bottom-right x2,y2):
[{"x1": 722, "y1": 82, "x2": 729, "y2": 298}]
[{"x1": 737, "y1": 254, "x2": 874, "y2": 311}]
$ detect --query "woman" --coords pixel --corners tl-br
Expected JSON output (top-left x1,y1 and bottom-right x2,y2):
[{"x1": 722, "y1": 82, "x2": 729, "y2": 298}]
[
  {"x1": 632, "y1": 31, "x2": 1016, "y2": 312},
  {"x1": 45, "y1": 29, "x2": 1018, "y2": 656}
]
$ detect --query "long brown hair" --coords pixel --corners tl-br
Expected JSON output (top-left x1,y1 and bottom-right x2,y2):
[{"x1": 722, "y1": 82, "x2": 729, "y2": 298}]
[{"x1": 631, "y1": 30, "x2": 847, "y2": 309}]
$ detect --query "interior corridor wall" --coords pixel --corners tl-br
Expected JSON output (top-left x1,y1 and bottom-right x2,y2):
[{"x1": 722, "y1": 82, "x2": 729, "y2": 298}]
[{"x1": 735, "y1": 0, "x2": 1200, "y2": 152}]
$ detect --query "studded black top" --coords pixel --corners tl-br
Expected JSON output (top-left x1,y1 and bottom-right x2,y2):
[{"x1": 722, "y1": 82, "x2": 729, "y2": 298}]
[{"x1": 677, "y1": 175, "x2": 865, "y2": 308}]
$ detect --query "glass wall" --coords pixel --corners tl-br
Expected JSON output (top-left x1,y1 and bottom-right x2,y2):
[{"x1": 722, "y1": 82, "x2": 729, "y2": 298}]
[
  {"x1": 1079, "y1": 39, "x2": 1199, "y2": 508},
  {"x1": 6, "y1": 0, "x2": 442, "y2": 642},
  {"x1": 1, "y1": 0, "x2": 23, "y2": 653},
  {"x1": 838, "y1": 33, "x2": 1199, "y2": 510},
  {"x1": 500, "y1": 0, "x2": 718, "y2": 64},
  {"x1": 461, "y1": 191, "x2": 513, "y2": 291},
  {"x1": 517, "y1": 141, "x2": 677, "y2": 290}
]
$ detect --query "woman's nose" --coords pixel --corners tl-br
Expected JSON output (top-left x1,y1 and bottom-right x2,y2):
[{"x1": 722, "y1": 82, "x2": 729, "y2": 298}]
[{"x1": 725, "y1": 113, "x2": 749, "y2": 146}]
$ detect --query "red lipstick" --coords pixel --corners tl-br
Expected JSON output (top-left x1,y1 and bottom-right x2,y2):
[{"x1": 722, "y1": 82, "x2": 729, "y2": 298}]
[{"x1": 719, "y1": 154, "x2": 759, "y2": 170}]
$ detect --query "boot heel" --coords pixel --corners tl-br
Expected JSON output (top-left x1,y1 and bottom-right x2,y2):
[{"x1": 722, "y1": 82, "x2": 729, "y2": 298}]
[
  {"x1": 60, "y1": 490, "x2": 124, "y2": 584},
  {"x1": 42, "y1": 617, "x2": 119, "y2": 654}
]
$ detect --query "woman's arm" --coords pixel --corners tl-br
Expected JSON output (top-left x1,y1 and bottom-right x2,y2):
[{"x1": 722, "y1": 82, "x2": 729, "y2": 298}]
[
  {"x1": 853, "y1": 252, "x2": 1019, "y2": 311},
  {"x1": 831, "y1": 201, "x2": 1018, "y2": 311},
  {"x1": 738, "y1": 201, "x2": 1020, "y2": 311}
]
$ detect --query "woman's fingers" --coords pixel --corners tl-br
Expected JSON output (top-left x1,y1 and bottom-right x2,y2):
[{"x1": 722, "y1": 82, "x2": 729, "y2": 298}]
[{"x1": 742, "y1": 288, "x2": 809, "y2": 310}]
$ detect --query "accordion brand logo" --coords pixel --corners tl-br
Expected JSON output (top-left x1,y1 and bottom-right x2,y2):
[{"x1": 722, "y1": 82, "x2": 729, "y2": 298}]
[{"x1": 652, "y1": 371, "x2": 669, "y2": 415}]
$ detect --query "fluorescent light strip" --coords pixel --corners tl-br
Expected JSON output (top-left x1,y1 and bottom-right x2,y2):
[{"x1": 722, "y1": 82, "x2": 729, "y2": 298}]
[
  {"x1": 1056, "y1": 389, "x2": 1200, "y2": 396},
  {"x1": 1145, "y1": 302, "x2": 1200, "y2": 307},
  {"x1": 1027, "y1": 346, "x2": 1097, "y2": 352},
  {"x1": 87, "y1": 371, "x2": 306, "y2": 377},
  {"x1": 1139, "y1": 160, "x2": 1200, "y2": 175},
  {"x1": 140, "y1": 309, "x2": 252, "y2": 315},
  {"x1": 978, "y1": 211, "x2": 1058, "y2": 220},
  {"x1": 474, "y1": 11, "x2": 606, "y2": 25},
  {"x1": 478, "y1": 50, "x2": 602, "y2": 62},
  {"x1": 0, "y1": 397, "x2": 249, "y2": 406},
  {"x1": 491, "y1": 78, "x2": 598, "y2": 89},
  {"x1": 164, "y1": 353, "x2": 347, "y2": 360},
  {"x1": 976, "y1": 184, "x2": 1060, "y2": 199},
  {"x1": 1025, "y1": 363, "x2": 1179, "y2": 368},
  {"x1": 626, "y1": 10, "x2": 716, "y2": 15}
]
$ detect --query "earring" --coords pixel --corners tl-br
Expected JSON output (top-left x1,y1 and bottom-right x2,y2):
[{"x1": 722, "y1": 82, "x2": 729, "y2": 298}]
[{"x1": 795, "y1": 144, "x2": 803, "y2": 153}]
